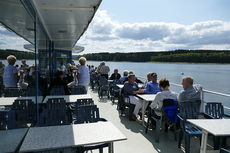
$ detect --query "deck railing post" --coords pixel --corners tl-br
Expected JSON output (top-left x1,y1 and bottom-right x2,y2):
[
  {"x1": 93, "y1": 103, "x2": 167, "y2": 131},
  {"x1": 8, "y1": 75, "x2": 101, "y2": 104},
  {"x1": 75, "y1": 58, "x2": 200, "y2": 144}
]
[{"x1": 201, "y1": 88, "x2": 205, "y2": 113}]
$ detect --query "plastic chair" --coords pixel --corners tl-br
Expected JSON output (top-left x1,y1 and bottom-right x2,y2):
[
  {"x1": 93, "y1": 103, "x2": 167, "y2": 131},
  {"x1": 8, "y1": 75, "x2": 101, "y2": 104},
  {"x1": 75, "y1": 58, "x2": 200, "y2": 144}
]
[
  {"x1": 0, "y1": 107, "x2": 16, "y2": 130},
  {"x1": 110, "y1": 81, "x2": 120, "y2": 104},
  {"x1": 178, "y1": 101, "x2": 202, "y2": 153},
  {"x1": 50, "y1": 86, "x2": 65, "y2": 95},
  {"x1": 12, "y1": 99, "x2": 37, "y2": 127},
  {"x1": 204, "y1": 102, "x2": 224, "y2": 119},
  {"x1": 204, "y1": 102, "x2": 225, "y2": 150},
  {"x1": 38, "y1": 98, "x2": 69, "y2": 126},
  {"x1": 98, "y1": 76, "x2": 110, "y2": 99},
  {"x1": 71, "y1": 86, "x2": 87, "y2": 95},
  {"x1": 4, "y1": 87, "x2": 21, "y2": 97},
  {"x1": 117, "y1": 88, "x2": 135, "y2": 121},
  {"x1": 90, "y1": 72, "x2": 99, "y2": 90},
  {"x1": 73, "y1": 105, "x2": 108, "y2": 153},
  {"x1": 70, "y1": 98, "x2": 94, "y2": 121},
  {"x1": 145, "y1": 99, "x2": 178, "y2": 142}
]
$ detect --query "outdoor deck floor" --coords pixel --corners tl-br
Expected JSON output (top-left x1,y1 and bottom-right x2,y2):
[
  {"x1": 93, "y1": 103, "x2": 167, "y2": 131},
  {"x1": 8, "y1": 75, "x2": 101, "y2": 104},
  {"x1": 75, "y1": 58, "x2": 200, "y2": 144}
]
[{"x1": 88, "y1": 89, "x2": 209, "y2": 153}]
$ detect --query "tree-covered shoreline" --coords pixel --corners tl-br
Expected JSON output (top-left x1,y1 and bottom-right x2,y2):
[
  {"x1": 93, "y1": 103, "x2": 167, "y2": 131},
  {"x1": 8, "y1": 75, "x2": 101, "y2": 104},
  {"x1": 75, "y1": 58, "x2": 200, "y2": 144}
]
[
  {"x1": 82, "y1": 50, "x2": 230, "y2": 63},
  {"x1": 0, "y1": 49, "x2": 34, "y2": 60}
]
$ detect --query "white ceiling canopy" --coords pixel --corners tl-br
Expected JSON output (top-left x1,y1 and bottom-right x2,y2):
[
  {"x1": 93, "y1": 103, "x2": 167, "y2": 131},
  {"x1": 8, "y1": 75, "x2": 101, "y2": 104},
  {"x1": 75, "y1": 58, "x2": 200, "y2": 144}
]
[
  {"x1": 32, "y1": 0, "x2": 102, "y2": 50},
  {"x1": 0, "y1": 0, "x2": 102, "y2": 51}
]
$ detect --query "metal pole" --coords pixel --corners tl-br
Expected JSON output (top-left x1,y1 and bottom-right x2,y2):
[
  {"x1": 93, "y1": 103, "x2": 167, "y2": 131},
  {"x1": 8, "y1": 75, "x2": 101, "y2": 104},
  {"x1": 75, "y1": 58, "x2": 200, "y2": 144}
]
[{"x1": 34, "y1": 14, "x2": 39, "y2": 123}]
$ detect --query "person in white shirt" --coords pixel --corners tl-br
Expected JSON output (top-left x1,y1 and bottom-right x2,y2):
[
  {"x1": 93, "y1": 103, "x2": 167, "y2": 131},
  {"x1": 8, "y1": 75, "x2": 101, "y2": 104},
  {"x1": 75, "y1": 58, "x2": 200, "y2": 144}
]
[
  {"x1": 77, "y1": 57, "x2": 90, "y2": 92},
  {"x1": 3, "y1": 55, "x2": 19, "y2": 88},
  {"x1": 150, "y1": 78, "x2": 177, "y2": 117}
]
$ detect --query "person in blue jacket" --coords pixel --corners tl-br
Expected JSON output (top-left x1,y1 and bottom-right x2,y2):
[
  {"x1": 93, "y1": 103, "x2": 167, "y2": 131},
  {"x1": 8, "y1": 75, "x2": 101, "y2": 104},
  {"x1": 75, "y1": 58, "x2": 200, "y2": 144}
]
[{"x1": 145, "y1": 73, "x2": 162, "y2": 94}]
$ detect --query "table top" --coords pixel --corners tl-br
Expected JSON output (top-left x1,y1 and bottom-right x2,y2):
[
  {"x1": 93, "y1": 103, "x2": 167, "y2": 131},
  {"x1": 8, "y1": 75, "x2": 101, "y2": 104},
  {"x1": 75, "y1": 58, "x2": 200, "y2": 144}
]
[
  {"x1": 188, "y1": 119, "x2": 230, "y2": 136},
  {"x1": 19, "y1": 121, "x2": 127, "y2": 152},
  {"x1": 0, "y1": 128, "x2": 28, "y2": 153},
  {"x1": 116, "y1": 84, "x2": 144, "y2": 89},
  {"x1": 43, "y1": 94, "x2": 92, "y2": 103},
  {"x1": 116, "y1": 84, "x2": 124, "y2": 89},
  {"x1": 0, "y1": 96, "x2": 43, "y2": 106},
  {"x1": 136, "y1": 94, "x2": 156, "y2": 101}
]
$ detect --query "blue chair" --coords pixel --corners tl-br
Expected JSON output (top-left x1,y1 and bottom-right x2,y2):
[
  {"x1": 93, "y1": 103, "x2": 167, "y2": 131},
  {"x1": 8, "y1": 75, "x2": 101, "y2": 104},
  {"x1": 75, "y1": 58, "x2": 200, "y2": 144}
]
[
  {"x1": 204, "y1": 102, "x2": 224, "y2": 119},
  {"x1": 117, "y1": 87, "x2": 135, "y2": 121},
  {"x1": 98, "y1": 76, "x2": 110, "y2": 99},
  {"x1": 110, "y1": 81, "x2": 120, "y2": 104},
  {"x1": 50, "y1": 86, "x2": 65, "y2": 95},
  {"x1": 145, "y1": 99, "x2": 178, "y2": 142},
  {"x1": 0, "y1": 108, "x2": 16, "y2": 129},
  {"x1": 38, "y1": 98, "x2": 69, "y2": 126},
  {"x1": 71, "y1": 86, "x2": 87, "y2": 95},
  {"x1": 90, "y1": 72, "x2": 99, "y2": 90},
  {"x1": 220, "y1": 148, "x2": 230, "y2": 153},
  {"x1": 12, "y1": 99, "x2": 37, "y2": 127},
  {"x1": 178, "y1": 101, "x2": 202, "y2": 153},
  {"x1": 73, "y1": 105, "x2": 108, "y2": 153},
  {"x1": 204, "y1": 102, "x2": 225, "y2": 150},
  {"x1": 70, "y1": 98, "x2": 94, "y2": 121}
]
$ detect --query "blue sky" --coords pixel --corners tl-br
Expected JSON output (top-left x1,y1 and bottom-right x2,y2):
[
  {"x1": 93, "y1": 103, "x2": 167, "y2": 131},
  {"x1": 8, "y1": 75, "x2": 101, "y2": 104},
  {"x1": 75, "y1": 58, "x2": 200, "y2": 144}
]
[
  {"x1": 99, "y1": 0, "x2": 230, "y2": 24},
  {"x1": 1, "y1": 0, "x2": 230, "y2": 53}
]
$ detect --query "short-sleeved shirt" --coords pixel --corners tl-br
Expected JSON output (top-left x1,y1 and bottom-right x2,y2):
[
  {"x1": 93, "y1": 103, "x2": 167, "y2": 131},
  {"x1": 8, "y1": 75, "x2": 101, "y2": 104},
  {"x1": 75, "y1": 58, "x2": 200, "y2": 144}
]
[
  {"x1": 99, "y1": 65, "x2": 110, "y2": 75},
  {"x1": 145, "y1": 81, "x2": 162, "y2": 94},
  {"x1": 178, "y1": 85, "x2": 202, "y2": 102},
  {"x1": 124, "y1": 82, "x2": 139, "y2": 96},
  {"x1": 3, "y1": 65, "x2": 18, "y2": 87},
  {"x1": 150, "y1": 90, "x2": 177, "y2": 116},
  {"x1": 77, "y1": 65, "x2": 90, "y2": 85}
]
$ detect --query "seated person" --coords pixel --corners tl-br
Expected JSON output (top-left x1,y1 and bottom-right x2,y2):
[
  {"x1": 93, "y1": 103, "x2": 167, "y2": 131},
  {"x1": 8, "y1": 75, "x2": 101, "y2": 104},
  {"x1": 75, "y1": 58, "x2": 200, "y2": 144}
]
[
  {"x1": 110, "y1": 69, "x2": 121, "y2": 80},
  {"x1": 27, "y1": 72, "x2": 48, "y2": 96},
  {"x1": 120, "y1": 70, "x2": 128, "y2": 84},
  {"x1": 124, "y1": 71, "x2": 144, "y2": 84},
  {"x1": 145, "y1": 73, "x2": 162, "y2": 94},
  {"x1": 150, "y1": 78, "x2": 177, "y2": 117},
  {"x1": 144, "y1": 72, "x2": 152, "y2": 87},
  {"x1": 49, "y1": 71, "x2": 70, "y2": 95},
  {"x1": 178, "y1": 76, "x2": 202, "y2": 102},
  {"x1": 124, "y1": 74, "x2": 145, "y2": 121}
]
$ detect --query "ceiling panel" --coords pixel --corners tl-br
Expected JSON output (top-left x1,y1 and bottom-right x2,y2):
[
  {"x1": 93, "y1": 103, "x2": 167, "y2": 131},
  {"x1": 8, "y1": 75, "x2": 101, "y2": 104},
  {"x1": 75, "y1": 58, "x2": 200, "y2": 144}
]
[
  {"x1": 33, "y1": 0, "x2": 101, "y2": 50},
  {"x1": 0, "y1": 0, "x2": 34, "y2": 44}
]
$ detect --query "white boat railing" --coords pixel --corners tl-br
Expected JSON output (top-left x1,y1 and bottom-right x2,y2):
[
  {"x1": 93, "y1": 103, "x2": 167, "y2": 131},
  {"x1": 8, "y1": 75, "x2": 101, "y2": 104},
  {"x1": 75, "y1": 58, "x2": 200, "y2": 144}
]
[{"x1": 137, "y1": 76, "x2": 230, "y2": 116}]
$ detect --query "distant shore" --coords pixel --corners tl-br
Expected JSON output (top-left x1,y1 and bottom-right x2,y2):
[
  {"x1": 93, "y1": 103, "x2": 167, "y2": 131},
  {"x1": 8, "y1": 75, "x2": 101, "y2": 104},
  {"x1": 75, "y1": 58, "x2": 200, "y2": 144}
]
[
  {"x1": 86, "y1": 60, "x2": 230, "y2": 65},
  {"x1": 80, "y1": 49, "x2": 230, "y2": 64}
]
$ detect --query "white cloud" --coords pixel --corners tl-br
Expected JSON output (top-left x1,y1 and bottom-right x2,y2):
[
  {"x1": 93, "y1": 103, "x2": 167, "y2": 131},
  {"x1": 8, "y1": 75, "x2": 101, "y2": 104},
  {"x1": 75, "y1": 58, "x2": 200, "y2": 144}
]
[
  {"x1": 0, "y1": 25, "x2": 28, "y2": 51},
  {"x1": 78, "y1": 10, "x2": 230, "y2": 53},
  {"x1": 1, "y1": 10, "x2": 230, "y2": 53}
]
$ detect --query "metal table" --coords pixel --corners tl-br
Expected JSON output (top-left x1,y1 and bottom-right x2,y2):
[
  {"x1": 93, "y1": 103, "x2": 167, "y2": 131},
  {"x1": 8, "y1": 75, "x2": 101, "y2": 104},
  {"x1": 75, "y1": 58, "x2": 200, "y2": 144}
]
[
  {"x1": 136, "y1": 94, "x2": 156, "y2": 125},
  {"x1": 43, "y1": 94, "x2": 92, "y2": 103},
  {"x1": 19, "y1": 122, "x2": 127, "y2": 153},
  {"x1": 0, "y1": 128, "x2": 28, "y2": 153},
  {"x1": 188, "y1": 119, "x2": 230, "y2": 153}
]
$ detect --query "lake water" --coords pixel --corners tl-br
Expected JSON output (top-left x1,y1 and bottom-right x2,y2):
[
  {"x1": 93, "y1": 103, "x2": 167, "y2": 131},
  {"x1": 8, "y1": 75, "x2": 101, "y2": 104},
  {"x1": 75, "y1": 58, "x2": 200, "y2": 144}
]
[{"x1": 1, "y1": 60, "x2": 230, "y2": 114}]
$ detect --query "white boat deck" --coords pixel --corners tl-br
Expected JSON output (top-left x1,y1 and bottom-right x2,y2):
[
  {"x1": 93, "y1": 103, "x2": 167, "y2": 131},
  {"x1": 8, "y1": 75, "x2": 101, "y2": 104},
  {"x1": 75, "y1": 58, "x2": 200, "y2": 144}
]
[{"x1": 88, "y1": 89, "x2": 208, "y2": 153}]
